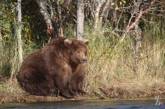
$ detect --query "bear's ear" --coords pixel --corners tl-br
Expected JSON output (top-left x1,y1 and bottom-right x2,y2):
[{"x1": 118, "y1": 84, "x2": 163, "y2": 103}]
[
  {"x1": 83, "y1": 39, "x2": 89, "y2": 45},
  {"x1": 78, "y1": 38, "x2": 89, "y2": 45},
  {"x1": 64, "y1": 39, "x2": 72, "y2": 46},
  {"x1": 80, "y1": 39, "x2": 88, "y2": 45}
]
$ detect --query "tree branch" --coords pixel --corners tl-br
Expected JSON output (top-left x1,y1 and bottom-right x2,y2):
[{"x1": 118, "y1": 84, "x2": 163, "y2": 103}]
[{"x1": 125, "y1": 0, "x2": 156, "y2": 33}]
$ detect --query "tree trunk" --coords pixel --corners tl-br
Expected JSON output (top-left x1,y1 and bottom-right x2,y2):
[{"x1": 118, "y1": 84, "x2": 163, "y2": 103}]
[
  {"x1": 77, "y1": 0, "x2": 84, "y2": 39},
  {"x1": 0, "y1": 28, "x2": 3, "y2": 79},
  {"x1": 0, "y1": 28, "x2": 2, "y2": 41},
  {"x1": 94, "y1": 0, "x2": 111, "y2": 31},
  {"x1": 63, "y1": 0, "x2": 72, "y2": 8},
  {"x1": 49, "y1": 0, "x2": 54, "y2": 19},
  {"x1": 132, "y1": 25, "x2": 142, "y2": 76},
  {"x1": 36, "y1": 0, "x2": 54, "y2": 37},
  {"x1": 0, "y1": 27, "x2": 2, "y2": 62},
  {"x1": 10, "y1": 0, "x2": 23, "y2": 80},
  {"x1": 37, "y1": 0, "x2": 52, "y2": 28},
  {"x1": 0, "y1": 27, "x2": 2, "y2": 49},
  {"x1": 17, "y1": 0, "x2": 23, "y2": 65},
  {"x1": 132, "y1": 0, "x2": 143, "y2": 76},
  {"x1": 57, "y1": 1, "x2": 64, "y2": 37},
  {"x1": 94, "y1": 2, "x2": 103, "y2": 31},
  {"x1": 100, "y1": 0, "x2": 111, "y2": 28}
]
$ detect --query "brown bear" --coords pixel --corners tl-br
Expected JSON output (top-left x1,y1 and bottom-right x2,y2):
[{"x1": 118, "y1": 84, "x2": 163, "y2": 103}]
[
  {"x1": 16, "y1": 37, "x2": 88, "y2": 98},
  {"x1": 70, "y1": 63, "x2": 87, "y2": 96}
]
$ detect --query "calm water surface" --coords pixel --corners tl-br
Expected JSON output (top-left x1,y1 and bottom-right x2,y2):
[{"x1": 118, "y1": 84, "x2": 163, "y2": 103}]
[{"x1": 0, "y1": 100, "x2": 165, "y2": 109}]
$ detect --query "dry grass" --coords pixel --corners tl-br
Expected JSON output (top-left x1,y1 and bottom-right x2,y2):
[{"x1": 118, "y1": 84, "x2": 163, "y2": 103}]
[
  {"x1": 84, "y1": 32, "x2": 165, "y2": 99},
  {"x1": 0, "y1": 30, "x2": 165, "y2": 103}
]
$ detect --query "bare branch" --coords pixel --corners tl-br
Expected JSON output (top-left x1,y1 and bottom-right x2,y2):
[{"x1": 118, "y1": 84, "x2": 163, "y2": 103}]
[{"x1": 125, "y1": 0, "x2": 156, "y2": 33}]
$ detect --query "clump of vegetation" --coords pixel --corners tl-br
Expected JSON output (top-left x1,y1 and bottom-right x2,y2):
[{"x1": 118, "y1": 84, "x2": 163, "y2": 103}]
[
  {"x1": 85, "y1": 27, "x2": 165, "y2": 98},
  {"x1": 0, "y1": 0, "x2": 165, "y2": 103}
]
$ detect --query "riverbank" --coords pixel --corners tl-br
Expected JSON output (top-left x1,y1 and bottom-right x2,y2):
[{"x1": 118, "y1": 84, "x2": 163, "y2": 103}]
[
  {"x1": 1, "y1": 92, "x2": 165, "y2": 105},
  {"x1": 0, "y1": 80, "x2": 96, "y2": 104},
  {"x1": 1, "y1": 37, "x2": 165, "y2": 102},
  {"x1": 1, "y1": 79, "x2": 165, "y2": 104},
  {"x1": 1, "y1": 98, "x2": 165, "y2": 109}
]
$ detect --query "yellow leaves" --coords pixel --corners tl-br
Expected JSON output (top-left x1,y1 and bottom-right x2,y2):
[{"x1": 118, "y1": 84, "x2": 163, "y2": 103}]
[
  {"x1": 115, "y1": 7, "x2": 119, "y2": 10},
  {"x1": 111, "y1": 0, "x2": 126, "y2": 6},
  {"x1": 119, "y1": 0, "x2": 127, "y2": 6},
  {"x1": 111, "y1": 0, "x2": 127, "y2": 10},
  {"x1": 111, "y1": 2, "x2": 115, "y2": 6}
]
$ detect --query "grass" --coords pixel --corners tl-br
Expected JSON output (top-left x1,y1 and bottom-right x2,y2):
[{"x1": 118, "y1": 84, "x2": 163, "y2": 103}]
[
  {"x1": 84, "y1": 29, "x2": 165, "y2": 99},
  {"x1": 0, "y1": 24, "x2": 165, "y2": 103},
  {"x1": 0, "y1": 80, "x2": 68, "y2": 103}
]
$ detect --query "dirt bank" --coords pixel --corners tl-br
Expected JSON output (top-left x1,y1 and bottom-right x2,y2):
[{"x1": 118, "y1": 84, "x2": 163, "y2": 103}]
[{"x1": 1, "y1": 80, "x2": 165, "y2": 104}]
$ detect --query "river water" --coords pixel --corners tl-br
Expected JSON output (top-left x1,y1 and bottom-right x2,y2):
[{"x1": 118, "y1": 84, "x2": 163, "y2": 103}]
[{"x1": 0, "y1": 100, "x2": 164, "y2": 109}]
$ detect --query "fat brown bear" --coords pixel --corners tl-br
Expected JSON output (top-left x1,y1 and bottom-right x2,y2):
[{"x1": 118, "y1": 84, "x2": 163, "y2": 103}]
[{"x1": 16, "y1": 37, "x2": 88, "y2": 98}]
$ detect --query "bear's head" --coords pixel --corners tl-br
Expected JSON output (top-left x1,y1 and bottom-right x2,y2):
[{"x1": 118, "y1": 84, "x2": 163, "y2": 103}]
[{"x1": 64, "y1": 38, "x2": 88, "y2": 64}]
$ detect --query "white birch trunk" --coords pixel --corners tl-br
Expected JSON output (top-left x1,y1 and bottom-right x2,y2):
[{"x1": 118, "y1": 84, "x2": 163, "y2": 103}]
[
  {"x1": 36, "y1": 0, "x2": 53, "y2": 31},
  {"x1": 94, "y1": 2, "x2": 102, "y2": 31},
  {"x1": 100, "y1": 0, "x2": 111, "y2": 28},
  {"x1": 0, "y1": 28, "x2": 2, "y2": 49},
  {"x1": 77, "y1": 0, "x2": 84, "y2": 39},
  {"x1": 10, "y1": 0, "x2": 23, "y2": 81},
  {"x1": 0, "y1": 28, "x2": 2, "y2": 60},
  {"x1": 132, "y1": 0, "x2": 143, "y2": 75},
  {"x1": 94, "y1": 0, "x2": 107, "y2": 31},
  {"x1": 17, "y1": 0, "x2": 23, "y2": 65}
]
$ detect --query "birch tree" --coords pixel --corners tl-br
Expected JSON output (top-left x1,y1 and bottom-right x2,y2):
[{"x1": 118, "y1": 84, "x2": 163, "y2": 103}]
[
  {"x1": 77, "y1": 0, "x2": 84, "y2": 39},
  {"x1": 0, "y1": 27, "x2": 2, "y2": 61},
  {"x1": 36, "y1": 0, "x2": 54, "y2": 37},
  {"x1": 17, "y1": 0, "x2": 23, "y2": 65},
  {"x1": 93, "y1": 0, "x2": 105, "y2": 30},
  {"x1": 10, "y1": 0, "x2": 23, "y2": 80},
  {"x1": 89, "y1": 0, "x2": 112, "y2": 31}
]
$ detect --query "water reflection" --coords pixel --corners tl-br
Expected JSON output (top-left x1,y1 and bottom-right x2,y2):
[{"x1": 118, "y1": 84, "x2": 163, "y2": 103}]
[{"x1": 0, "y1": 100, "x2": 165, "y2": 109}]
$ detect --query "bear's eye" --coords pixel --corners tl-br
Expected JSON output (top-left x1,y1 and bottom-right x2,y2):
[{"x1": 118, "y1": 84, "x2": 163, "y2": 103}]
[
  {"x1": 77, "y1": 51, "x2": 81, "y2": 54},
  {"x1": 85, "y1": 51, "x2": 87, "y2": 55}
]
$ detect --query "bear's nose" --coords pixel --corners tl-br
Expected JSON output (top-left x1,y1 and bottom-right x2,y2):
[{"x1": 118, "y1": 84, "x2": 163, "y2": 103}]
[{"x1": 81, "y1": 59, "x2": 87, "y2": 63}]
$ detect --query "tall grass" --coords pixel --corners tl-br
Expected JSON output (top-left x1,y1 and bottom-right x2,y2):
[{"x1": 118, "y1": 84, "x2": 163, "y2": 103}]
[
  {"x1": 84, "y1": 24, "x2": 165, "y2": 98},
  {"x1": 0, "y1": 21, "x2": 165, "y2": 99}
]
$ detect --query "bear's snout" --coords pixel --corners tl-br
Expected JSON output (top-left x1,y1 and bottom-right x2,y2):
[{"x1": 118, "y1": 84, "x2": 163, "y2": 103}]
[{"x1": 80, "y1": 58, "x2": 88, "y2": 63}]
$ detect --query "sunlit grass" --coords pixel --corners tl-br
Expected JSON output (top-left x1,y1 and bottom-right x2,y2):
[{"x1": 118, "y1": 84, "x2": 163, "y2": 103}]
[
  {"x1": 0, "y1": 23, "x2": 165, "y2": 100},
  {"x1": 84, "y1": 28, "x2": 165, "y2": 98}
]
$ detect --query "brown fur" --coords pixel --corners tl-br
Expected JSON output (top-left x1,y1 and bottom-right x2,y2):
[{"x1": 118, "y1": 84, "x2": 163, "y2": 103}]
[
  {"x1": 16, "y1": 37, "x2": 88, "y2": 98},
  {"x1": 70, "y1": 63, "x2": 87, "y2": 95}
]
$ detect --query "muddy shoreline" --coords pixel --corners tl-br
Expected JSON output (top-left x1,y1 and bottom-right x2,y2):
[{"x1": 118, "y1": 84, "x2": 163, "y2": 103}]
[
  {"x1": 1, "y1": 81, "x2": 165, "y2": 104},
  {"x1": 1, "y1": 93, "x2": 165, "y2": 104}
]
